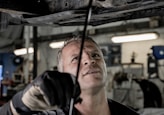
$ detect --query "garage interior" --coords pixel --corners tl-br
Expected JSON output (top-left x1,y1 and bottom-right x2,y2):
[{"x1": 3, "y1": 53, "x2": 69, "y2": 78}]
[{"x1": 0, "y1": 0, "x2": 164, "y2": 114}]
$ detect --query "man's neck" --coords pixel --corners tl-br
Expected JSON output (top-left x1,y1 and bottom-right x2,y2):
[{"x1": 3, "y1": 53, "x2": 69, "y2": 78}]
[{"x1": 75, "y1": 90, "x2": 111, "y2": 115}]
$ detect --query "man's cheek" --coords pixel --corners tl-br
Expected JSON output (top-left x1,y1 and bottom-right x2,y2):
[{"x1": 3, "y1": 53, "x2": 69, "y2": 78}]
[{"x1": 68, "y1": 67, "x2": 77, "y2": 76}]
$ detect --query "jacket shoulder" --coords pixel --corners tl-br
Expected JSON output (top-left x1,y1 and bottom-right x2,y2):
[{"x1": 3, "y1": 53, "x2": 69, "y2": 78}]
[{"x1": 108, "y1": 99, "x2": 139, "y2": 115}]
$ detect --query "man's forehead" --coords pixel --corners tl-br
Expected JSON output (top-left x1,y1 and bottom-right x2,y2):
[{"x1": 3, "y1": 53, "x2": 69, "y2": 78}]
[{"x1": 63, "y1": 40, "x2": 99, "y2": 50}]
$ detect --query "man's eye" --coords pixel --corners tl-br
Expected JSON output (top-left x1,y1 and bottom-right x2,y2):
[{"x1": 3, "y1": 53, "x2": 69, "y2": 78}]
[
  {"x1": 92, "y1": 53, "x2": 100, "y2": 58},
  {"x1": 71, "y1": 56, "x2": 79, "y2": 62}
]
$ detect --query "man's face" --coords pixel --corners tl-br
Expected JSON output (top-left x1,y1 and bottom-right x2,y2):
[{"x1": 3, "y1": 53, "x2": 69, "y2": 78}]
[{"x1": 61, "y1": 40, "x2": 107, "y2": 92}]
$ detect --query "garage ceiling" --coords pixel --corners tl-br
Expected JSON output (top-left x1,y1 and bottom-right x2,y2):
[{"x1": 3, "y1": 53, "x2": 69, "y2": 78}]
[
  {"x1": 0, "y1": 0, "x2": 164, "y2": 51},
  {"x1": 0, "y1": 0, "x2": 164, "y2": 26}
]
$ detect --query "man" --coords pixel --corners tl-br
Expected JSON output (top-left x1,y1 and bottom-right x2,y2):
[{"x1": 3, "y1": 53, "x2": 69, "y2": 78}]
[{"x1": 0, "y1": 36, "x2": 139, "y2": 115}]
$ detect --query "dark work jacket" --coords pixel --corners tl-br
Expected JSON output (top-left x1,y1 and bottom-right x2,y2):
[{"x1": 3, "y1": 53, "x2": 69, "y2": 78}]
[
  {"x1": 72, "y1": 99, "x2": 139, "y2": 115},
  {"x1": 0, "y1": 99, "x2": 139, "y2": 115},
  {"x1": 107, "y1": 99, "x2": 139, "y2": 115}
]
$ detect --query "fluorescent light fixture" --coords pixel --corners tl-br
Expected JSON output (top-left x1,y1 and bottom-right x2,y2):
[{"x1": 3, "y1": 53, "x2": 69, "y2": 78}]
[
  {"x1": 14, "y1": 47, "x2": 34, "y2": 56},
  {"x1": 49, "y1": 41, "x2": 64, "y2": 49},
  {"x1": 111, "y1": 32, "x2": 158, "y2": 43}
]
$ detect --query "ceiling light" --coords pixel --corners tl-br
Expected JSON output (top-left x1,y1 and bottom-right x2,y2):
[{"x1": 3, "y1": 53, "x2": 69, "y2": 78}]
[
  {"x1": 49, "y1": 41, "x2": 64, "y2": 49},
  {"x1": 111, "y1": 32, "x2": 159, "y2": 43},
  {"x1": 14, "y1": 47, "x2": 34, "y2": 56}
]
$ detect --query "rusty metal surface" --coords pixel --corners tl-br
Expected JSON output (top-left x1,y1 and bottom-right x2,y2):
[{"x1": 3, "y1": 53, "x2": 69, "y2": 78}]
[{"x1": 0, "y1": 0, "x2": 164, "y2": 26}]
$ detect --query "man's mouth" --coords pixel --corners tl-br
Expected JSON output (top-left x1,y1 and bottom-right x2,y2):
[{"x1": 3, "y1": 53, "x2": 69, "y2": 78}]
[{"x1": 83, "y1": 69, "x2": 100, "y2": 76}]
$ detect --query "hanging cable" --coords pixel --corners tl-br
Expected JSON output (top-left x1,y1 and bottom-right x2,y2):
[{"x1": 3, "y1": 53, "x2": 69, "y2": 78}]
[{"x1": 68, "y1": 0, "x2": 93, "y2": 115}]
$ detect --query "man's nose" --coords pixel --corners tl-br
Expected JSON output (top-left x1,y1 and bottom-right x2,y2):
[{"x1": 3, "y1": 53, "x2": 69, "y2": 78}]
[{"x1": 82, "y1": 53, "x2": 95, "y2": 65}]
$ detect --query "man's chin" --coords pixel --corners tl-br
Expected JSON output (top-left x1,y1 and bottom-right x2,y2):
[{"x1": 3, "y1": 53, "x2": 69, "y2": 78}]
[{"x1": 81, "y1": 84, "x2": 105, "y2": 94}]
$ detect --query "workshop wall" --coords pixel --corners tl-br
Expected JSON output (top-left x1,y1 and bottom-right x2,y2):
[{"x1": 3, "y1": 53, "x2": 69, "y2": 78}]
[
  {"x1": 37, "y1": 27, "x2": 164, "y2": 78},
  {"x1": 0, "y1": 53, "x2": 18, "y2": 96}
]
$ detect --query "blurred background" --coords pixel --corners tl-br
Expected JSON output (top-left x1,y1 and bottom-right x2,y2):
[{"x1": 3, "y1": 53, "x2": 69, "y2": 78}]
[{"x1": 0, "y1": 0, "x2": 164, "y2": 114}]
